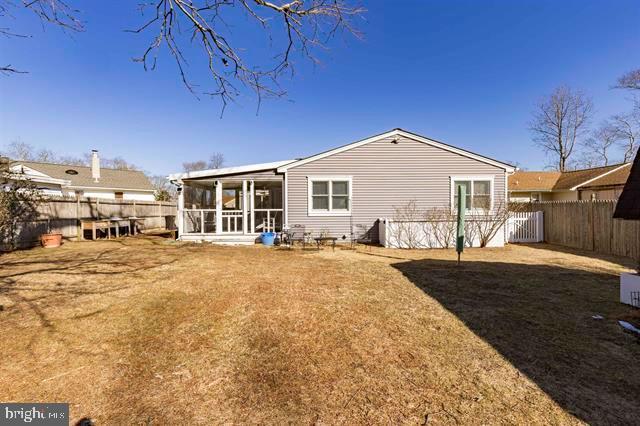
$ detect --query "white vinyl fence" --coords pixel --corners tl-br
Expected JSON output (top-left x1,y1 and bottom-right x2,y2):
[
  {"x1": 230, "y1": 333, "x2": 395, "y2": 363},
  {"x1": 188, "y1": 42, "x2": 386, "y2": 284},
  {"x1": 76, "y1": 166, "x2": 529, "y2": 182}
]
[
  {"x1": 507, "y1": 211, "x2": 544, "y2": 243},
  {"x1": 379, "y1": 218, "x2": 506, "y2": 249}
]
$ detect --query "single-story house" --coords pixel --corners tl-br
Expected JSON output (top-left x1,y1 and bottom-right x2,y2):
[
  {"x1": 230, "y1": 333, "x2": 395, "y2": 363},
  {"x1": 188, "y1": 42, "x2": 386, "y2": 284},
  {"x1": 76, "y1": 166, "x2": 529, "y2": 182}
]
[
  {"x1": 9, "y1": 150, "x2": 156, "y2": 201},
  {"x1": 168, "y1": 128, "x2": 516, "y2": 246},
  {"x1": 508, "y1": 162, "x2": 632, "y2": 202}
]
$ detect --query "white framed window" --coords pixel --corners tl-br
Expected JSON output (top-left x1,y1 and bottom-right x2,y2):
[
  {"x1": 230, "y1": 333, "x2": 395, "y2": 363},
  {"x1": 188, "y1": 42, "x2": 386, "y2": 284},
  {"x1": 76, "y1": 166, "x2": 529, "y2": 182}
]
[
  {"x1": 307, "y1": 176, "x2": 352, "y2": 216},
  {"x1": 450, "y1": 176, "x2": 494, "y2": 212}
]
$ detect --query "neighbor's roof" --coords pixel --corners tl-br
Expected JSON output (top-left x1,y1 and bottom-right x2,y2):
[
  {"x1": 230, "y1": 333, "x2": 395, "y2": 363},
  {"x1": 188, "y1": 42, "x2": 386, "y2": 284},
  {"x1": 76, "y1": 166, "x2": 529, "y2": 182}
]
[
  {"x1": 613, "y1": 152, "x2": 640, "y2": 220},
  {"x1": 555, "y1": 163, "x2": 629, "y2": 190},
  {"x1": 14, "y1": 161, "x2": 154, "y2": 191},
  {"x1": 277, "y1": 128, "x2": 516, "y2": 172},
  {"x1": 508, "y1": 163, "x2": 631, "y2": 192},
  {"x1": 579, "y1": 163, "x2": 632, "y2": 189},
  {"x1": 168, "y1": 160, "x2": 296, "y2": 181},
  {"x1": 508, "y1": 171, "x2": 561, "y2": 191}
]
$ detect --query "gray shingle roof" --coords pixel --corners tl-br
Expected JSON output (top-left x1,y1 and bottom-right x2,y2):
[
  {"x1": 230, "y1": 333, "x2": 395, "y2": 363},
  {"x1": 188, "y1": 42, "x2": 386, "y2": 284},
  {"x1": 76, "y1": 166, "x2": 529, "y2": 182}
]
[{"x1": 14, "y1": 161, "x2": 154, "y2": 191}]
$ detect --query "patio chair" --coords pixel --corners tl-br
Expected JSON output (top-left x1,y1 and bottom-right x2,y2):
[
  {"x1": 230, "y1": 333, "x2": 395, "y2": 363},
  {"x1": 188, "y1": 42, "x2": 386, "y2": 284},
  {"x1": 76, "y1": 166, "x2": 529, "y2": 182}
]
[
  {"x1": 351, "y1": 223, "x2": 373, "y2": 249},
  {"x1": 289, "y1": 224, "x2": 310, "y2": 248}
]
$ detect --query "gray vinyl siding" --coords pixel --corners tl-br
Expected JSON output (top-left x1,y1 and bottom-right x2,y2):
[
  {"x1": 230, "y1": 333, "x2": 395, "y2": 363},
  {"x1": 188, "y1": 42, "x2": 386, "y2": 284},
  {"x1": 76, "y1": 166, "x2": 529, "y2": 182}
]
[{"x1": 286, "y1": 135, "x2": 507, "y2": 242}]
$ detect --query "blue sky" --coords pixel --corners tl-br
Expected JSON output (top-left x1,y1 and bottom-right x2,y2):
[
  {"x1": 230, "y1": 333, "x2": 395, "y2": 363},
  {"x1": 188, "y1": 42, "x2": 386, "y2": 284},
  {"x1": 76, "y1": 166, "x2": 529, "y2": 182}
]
[{"x1": 0, "y1": 0, "x2": 638, "y2": 175}]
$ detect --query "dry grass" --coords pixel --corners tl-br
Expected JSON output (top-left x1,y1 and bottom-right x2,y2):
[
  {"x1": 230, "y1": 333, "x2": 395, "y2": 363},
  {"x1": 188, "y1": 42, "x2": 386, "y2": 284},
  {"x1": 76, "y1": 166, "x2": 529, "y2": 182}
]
[{"x1": 0, "y1": 237, "x2": 638, "y2": 424}]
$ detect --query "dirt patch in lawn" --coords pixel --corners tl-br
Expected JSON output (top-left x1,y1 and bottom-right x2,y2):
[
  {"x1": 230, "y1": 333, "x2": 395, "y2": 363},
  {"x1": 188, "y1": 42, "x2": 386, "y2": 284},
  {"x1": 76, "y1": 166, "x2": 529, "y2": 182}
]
[{"x1": 0, "y1": 238, "x2": 638, "y2": 424}]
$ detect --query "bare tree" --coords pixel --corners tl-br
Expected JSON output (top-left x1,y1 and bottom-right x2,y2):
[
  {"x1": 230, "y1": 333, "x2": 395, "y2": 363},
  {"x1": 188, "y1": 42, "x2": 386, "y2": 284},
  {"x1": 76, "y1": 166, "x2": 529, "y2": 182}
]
[
  {"x1": 529, "y1": 86, "x2": 594, "y2": 171},
  {"x1": 182, "y1": 153, "x2": 225, "y2": 171},
  {"x1": 615, "y1": 69, "x2": 640, "y2": 91},
  {"x1": 2, "y1": 140, "x2": 34, "y2": 160},
  {"x1": 182, "y1": 160, "x2": 208, "y2": 172},
  {"x1": 1, "y1": 141, "x2": 139, "y2": 169},
  {"x1": 101, "y1": 156, "x2": 138, "y2": 170},
  {"x1": 208, "y1": 152, "x2": 225, "y2": 169},
  {"x1": 581, "y1": 121, "x2": 620, "y2": 166},
  {"x1": 0, "y1": 0, "x2": 84, "y2": 74},
  {"x1": 148, "y1": 175, "x2": 176, "y2": 201},
  {"x1": 610, "y1": 113, "x2": 639, "y2": 162},
  {"x1": 2, "y1": 1, "x2": 364, "y2": 110}
]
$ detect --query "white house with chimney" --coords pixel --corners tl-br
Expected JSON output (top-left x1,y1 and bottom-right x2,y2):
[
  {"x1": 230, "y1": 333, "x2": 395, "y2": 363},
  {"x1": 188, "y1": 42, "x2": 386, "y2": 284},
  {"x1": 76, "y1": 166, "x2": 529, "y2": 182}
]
[{"x1": 7, "y1": 150, "x2": 156, "y2": 201}]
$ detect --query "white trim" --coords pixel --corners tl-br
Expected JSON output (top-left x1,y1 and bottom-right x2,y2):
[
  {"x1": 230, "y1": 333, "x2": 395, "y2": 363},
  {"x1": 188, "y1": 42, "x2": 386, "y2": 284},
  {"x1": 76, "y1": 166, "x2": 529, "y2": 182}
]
[
  {"x1": 250, "y1": 180, "x2": 255, "y2": 232},
  {"x1": 177, "y1": 185, "x2": 184, "y2": 236},
  {"x1": 167, "y1": 160, "x2": 295, "y2": 181},
  {"x1": 284, "y1": 172, "x2": 289, "y2": 226},
  {"x1": 277, "y1": 129, "x2": 516, "y2": 173},
  {"x1": 307, "y1": 175, "x2": 353, "y2": 217},
  {"x1": 215, "y1": 181, "x2": 222, "y2": 235},
  {"x1": 571, "y1": 163, "x2": 631, "y2": 190},
  {"x1": 450, "y1": 175, "x2": 495, "y2": 212},
  {"x1": 242, "y1": 180, "x2": 248, "y2": 234}
]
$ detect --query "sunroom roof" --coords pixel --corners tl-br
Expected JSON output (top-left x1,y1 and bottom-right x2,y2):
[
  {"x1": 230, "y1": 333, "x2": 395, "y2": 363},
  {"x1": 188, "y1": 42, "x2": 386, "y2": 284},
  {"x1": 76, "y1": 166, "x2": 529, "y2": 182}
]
[{"x1": 168, "y1": 160, "x2": 295, "y2": 181}]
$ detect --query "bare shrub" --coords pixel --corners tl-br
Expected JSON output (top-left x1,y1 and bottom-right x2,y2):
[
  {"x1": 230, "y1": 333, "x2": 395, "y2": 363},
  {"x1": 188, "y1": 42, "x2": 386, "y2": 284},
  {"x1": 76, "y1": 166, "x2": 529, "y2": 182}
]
[
  {"x1": 470, "y1": 201, "x2": 510, "y2": 248},
  {"x1": 392, "y1": 201, "x2": 424, "y2": 249},
  {"x1": 424, "y1": 207, "x2": 456, "y2": 249},
  {"x1": 0, "y1": 157, "x2": 41, "y2": 251}
]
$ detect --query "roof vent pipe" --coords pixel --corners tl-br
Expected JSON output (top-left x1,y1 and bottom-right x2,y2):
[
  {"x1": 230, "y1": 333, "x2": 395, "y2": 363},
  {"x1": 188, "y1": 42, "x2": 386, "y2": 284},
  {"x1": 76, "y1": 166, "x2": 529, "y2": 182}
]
[{"x1": 91, "y1": 150, "x2": 100, "y2": 183}]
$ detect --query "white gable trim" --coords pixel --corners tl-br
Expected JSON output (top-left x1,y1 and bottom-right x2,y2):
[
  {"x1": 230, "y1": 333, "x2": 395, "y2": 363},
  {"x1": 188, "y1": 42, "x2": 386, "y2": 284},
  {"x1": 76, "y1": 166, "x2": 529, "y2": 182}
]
[
  {"x1": 9, "y1": 164, "x2": 71, "y2": 185},
  {"x1": 277, "y1": 129, "x2": 516, "y2": 173},
  {"x1": 571, "y1": 163, "x2": 631, "y2": 190}
]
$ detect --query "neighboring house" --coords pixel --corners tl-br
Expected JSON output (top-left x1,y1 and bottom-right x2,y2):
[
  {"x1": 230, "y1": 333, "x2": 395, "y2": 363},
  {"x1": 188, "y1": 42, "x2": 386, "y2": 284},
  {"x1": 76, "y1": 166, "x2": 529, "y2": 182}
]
[
  {"x1": 9, "y1": 150, "x2": 155, "y2": 201},
  {"x1": 169, "y1": 128, "x2": 515, "y2": 246},
  {"x1": 508, "y1": 163, "x2": 632, "y2": 202}
]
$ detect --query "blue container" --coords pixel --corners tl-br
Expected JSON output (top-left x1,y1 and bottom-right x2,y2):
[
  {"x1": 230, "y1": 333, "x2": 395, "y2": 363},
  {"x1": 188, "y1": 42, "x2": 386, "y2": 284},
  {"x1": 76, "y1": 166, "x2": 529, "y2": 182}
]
[{"x1": 261, "y1": 232, "x2": 276, "y2": 246}]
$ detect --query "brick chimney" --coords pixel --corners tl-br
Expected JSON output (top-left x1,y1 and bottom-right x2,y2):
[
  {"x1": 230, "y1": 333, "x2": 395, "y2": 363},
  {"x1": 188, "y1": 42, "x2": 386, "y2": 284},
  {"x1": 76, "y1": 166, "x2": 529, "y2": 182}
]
[{"x1": 91, "y1": 150, "x2": 100, "y2": 183}]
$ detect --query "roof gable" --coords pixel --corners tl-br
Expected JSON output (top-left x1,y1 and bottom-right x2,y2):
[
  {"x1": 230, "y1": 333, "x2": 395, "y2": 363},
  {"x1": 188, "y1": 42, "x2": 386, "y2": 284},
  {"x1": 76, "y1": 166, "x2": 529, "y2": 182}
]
[{"x1": 276, "y1": 129, "x2": 516, "y2": 172}]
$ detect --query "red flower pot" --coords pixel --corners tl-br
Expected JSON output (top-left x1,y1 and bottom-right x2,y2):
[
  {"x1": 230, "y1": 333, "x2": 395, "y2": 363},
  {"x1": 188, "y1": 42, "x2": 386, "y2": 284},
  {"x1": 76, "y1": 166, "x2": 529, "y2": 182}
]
[{"x1": 41, "y1": 233, "x2": 63, "y2": 248}]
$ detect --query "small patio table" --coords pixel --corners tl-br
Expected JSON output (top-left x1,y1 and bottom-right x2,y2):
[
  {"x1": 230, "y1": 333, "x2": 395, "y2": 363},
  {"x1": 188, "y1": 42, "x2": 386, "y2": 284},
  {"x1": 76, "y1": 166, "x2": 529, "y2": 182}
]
[{"x1": 314, "y1": 236, "x2": 337, "y2": 251}]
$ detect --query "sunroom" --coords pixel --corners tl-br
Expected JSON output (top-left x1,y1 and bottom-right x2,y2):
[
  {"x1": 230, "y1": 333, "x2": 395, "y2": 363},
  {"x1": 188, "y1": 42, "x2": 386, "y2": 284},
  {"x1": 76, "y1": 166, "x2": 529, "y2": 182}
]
[{"x1": 171, "y1": 161, "x2": 291, "y2": 244}]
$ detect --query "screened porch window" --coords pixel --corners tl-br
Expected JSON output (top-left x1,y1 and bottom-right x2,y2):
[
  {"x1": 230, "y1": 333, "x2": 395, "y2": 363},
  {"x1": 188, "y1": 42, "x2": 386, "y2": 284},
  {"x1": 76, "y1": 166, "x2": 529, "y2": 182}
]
[
  {"x1": 452, "y1": 177, "x2": 493, "y2": 211},
  {"x1": 308, "y1": 177, "x2": 352, "y2": 216}
]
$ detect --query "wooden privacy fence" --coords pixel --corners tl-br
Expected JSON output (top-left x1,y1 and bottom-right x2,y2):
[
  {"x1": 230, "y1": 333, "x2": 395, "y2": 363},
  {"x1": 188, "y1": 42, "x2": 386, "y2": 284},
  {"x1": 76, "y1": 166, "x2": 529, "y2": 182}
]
[
  {"x1": 517, "y1": 201, "x2": 640, "y2": 260},
  {"x1": 16, "y1": 197, "x2": 177, "y2": 247}
]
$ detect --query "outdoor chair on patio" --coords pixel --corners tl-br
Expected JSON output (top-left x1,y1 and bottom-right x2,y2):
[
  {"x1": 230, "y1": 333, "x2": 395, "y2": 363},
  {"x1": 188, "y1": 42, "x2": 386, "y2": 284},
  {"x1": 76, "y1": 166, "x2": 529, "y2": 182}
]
[
  {"x1": 289, "y1": 224, "x2": 311, "y2": 248},
  {"x1": 350, "y1": 223, "x2": 373, "y2": 249}
]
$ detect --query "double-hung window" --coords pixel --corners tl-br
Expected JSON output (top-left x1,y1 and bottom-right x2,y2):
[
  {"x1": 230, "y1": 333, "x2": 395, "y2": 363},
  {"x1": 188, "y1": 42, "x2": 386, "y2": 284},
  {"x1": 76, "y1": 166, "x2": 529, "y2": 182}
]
[
  {"x1": 451, "y1": 176, "x2": 493, "y2": 212},
  {"x1": 308, "y1": 176, "x2": 352, "y2": 216}
]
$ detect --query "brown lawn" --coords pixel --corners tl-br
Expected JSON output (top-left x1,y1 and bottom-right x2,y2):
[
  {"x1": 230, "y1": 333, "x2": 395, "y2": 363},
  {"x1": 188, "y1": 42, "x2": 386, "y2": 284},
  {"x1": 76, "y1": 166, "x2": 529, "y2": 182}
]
[{"x1": 0, "y1": 238, "x2": 638, "y2": 425}]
